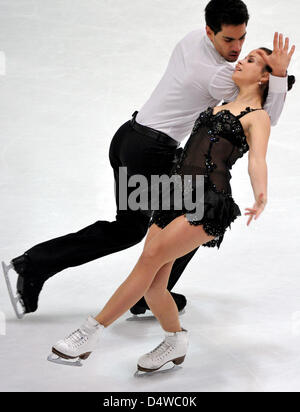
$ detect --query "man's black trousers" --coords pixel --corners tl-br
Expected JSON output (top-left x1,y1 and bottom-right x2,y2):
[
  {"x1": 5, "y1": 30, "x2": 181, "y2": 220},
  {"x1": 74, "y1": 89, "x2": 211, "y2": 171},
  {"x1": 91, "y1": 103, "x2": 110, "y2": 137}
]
[{"x1": 23, "y1": 118, "x2": 200, "y2": 304}]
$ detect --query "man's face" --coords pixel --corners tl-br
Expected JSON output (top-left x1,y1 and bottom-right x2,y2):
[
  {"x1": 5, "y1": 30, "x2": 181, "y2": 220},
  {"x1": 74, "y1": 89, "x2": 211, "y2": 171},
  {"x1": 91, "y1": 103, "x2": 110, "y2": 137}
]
[{"x1": 206, "y1": 24, "x2": 247, "y2": 62}]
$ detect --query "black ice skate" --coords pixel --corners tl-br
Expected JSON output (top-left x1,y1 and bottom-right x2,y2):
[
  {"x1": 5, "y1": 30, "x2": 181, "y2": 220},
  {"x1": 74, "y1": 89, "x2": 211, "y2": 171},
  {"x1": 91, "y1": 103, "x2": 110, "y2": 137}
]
[
  {"x1": 129, "y1": 292, "x2": 187, "y2": 321},
  {"x1": 2, "y1": 261, "x2": 26, "y2": 319},
  {"x1": 2, "y1": 254, "x2": 52, "y2": 319}
]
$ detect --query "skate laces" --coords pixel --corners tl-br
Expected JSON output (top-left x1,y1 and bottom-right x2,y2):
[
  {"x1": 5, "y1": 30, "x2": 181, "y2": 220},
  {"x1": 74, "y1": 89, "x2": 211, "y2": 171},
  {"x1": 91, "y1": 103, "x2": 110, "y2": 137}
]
[
  {"x1": 65, "y1": 328, "x2": 88, "y2": 348},
  {"x1": 148, "y1": 339, "x2": 174, "y2": 360}
]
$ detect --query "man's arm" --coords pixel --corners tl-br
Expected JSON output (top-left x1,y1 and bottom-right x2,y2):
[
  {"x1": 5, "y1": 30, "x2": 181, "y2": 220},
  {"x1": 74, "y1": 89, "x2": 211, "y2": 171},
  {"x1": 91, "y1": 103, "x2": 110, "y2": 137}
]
[
  {"x1": 211, "y1": 33, "x2": 295, "y2": 126},
  {"x1": 209, "y1": 65, "x2": 239, "y2": 103},
  {"x1": 263, "y1": 74, "x2": 287, "y2": 126},
  {"x1": 209, "y1": 65, "x2": 288, "y2": 127}
]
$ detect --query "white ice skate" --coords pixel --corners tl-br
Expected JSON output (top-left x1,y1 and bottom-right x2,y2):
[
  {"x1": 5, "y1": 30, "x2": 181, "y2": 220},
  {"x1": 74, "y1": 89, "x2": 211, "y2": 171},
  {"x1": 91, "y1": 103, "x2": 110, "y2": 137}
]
[
  {"x1": 136, "y1": 327, "x2": 189, "y2": 375},
  {"x1": 2, "y1": 261, "x2": 26, "y2": 320},
  {"x1": 47, "y1": 316, "x2": 105, "y2": 367}
]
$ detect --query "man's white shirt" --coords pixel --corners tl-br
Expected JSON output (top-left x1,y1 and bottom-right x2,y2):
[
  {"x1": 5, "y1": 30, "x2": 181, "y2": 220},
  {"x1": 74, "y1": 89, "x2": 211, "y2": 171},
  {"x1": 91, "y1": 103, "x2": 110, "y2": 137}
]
[{"x1": 136, "y1": 29, "x2": 287, "y2": 143}]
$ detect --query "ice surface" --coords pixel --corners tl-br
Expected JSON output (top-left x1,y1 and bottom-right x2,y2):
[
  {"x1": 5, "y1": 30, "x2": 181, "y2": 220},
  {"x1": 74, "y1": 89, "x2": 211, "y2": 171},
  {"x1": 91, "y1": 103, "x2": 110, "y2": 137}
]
[{"x1": 0, "y1": 0, "x2": 299, "y2": 392}]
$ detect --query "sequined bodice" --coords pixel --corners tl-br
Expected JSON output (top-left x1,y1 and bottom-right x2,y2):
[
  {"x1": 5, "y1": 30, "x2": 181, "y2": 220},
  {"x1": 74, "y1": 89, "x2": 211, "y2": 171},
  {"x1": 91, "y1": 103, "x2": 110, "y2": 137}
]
[{"x1": 173, "y1": 106, "x2": 261, "y2": 198}]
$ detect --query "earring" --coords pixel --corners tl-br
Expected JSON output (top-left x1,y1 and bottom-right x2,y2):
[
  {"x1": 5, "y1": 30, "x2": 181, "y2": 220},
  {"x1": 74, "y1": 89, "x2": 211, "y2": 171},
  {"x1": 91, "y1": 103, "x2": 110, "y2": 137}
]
[{"x1": 259, "y1": 81, "x2": 262, "y2": 86}]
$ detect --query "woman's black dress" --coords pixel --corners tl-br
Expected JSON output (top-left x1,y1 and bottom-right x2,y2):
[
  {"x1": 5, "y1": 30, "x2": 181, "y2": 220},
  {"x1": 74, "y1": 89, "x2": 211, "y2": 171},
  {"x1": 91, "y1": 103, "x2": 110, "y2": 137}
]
[{"x1": 148, "y1": 106, "x2": 262, "y2": 249}]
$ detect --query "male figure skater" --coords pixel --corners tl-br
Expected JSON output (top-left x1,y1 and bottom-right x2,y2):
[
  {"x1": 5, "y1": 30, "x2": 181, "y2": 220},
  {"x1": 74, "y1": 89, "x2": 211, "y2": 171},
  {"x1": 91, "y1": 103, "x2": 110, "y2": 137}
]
[{"x1": 2, "y1": 0, "x2": 292, "y2": 319}]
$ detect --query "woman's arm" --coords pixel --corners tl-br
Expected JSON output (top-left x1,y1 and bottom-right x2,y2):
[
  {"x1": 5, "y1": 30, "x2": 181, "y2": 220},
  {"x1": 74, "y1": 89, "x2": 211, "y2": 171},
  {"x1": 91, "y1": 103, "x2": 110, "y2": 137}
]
[{"x1": 245, "y1": 111, "x2": 271, "y2": 223}]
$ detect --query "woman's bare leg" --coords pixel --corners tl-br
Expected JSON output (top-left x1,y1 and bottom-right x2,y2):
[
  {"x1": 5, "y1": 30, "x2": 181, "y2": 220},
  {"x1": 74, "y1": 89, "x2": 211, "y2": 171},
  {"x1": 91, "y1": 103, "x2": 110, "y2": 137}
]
[
  {"x1": 138, "y1": 224, "x2": 181, "y2": 332},
  {"x1": 94, "y1": 216, "x2": 215, "y2": 327},
  {"x1": 144, "y1": 260, "x2": 182, "y2": 332}
]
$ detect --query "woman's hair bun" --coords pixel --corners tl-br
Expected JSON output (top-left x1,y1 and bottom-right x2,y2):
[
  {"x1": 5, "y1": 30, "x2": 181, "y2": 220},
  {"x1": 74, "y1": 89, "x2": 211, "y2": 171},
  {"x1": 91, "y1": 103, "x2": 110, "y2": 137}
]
[{"x1": 288, "y1": 75, "x2": 296, "y2": 91}]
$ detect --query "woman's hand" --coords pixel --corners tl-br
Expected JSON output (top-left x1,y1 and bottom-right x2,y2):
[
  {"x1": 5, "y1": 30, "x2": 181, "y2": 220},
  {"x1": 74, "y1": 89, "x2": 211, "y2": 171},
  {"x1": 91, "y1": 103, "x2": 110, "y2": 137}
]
[
  {"x1": 256, "y1": 32, "x2": 295, "y2": 77},
  {"x1": 244, "y1": 193, "x2": 267, "y2": 226}
]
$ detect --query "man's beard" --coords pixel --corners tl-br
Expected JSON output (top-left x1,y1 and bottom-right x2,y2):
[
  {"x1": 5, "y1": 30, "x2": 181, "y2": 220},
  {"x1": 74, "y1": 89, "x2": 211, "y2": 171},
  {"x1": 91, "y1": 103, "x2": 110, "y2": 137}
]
[{"x1": 226, "y1": 55, "x2": 239, "y2": 62}]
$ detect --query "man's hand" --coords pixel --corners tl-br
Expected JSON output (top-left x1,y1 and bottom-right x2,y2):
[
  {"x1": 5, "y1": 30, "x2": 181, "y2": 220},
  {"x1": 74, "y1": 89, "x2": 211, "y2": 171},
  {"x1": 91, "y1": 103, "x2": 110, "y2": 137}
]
[{"x1": 256, "y1": 32, "x2": 295, "y2": 77}]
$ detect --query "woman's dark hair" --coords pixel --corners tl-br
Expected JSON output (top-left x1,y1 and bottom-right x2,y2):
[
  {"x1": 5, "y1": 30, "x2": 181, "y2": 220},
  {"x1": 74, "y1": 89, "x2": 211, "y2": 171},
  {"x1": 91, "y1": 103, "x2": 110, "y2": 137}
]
[
  {"x1": 205, "y1": 0, "x2": 249, "y2": 34},
  {"x1": 259, "y1": 47, "x2": 296, "y2": 105}
]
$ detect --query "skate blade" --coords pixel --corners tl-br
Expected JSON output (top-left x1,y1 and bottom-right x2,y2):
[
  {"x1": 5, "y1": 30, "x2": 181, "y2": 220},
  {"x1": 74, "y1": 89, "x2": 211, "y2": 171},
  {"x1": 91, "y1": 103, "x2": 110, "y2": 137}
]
[
  {"x1": 2, "y1": 261, "x2": 25, "y2": 320},
  {"x1": 126, "y1": 314, "x2": 157, "y2": 322},
  {"x1": 134, "y1": 363, "x2": 177, "y2": 377},
  {"x1": 47, "y1": 353, "x2": 83, "y2": 367},
  {"x1": 127, "y1": 308, "x2": 185, "y2": 322}
]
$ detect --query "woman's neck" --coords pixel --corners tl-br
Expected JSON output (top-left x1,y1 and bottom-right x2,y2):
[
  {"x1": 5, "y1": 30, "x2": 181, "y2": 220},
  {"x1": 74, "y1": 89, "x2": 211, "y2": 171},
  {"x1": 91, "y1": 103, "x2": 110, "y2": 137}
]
[{"x1": 234, "y1": 85, "x2": 263, "y2": 108}]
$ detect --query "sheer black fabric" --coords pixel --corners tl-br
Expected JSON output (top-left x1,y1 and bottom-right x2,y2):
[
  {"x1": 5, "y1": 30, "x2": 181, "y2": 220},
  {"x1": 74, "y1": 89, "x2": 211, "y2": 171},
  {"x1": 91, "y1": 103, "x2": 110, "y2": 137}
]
[{"x1": 149, "y1": 106, "x2": 262, "y2": 249}]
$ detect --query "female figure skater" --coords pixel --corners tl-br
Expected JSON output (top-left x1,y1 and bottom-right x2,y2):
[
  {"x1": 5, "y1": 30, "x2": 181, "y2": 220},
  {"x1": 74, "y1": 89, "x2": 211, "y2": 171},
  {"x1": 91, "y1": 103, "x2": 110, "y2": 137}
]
[{"x1": 48, "y1": 46, "x2": 295, "y2": 372}]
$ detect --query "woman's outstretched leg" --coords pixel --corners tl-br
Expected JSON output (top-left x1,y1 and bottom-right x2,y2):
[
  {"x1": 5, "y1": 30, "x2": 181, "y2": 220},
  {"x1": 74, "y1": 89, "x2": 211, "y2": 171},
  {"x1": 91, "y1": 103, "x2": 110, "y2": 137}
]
[
  {"x1": 92, "y1": 222, "x2": 163, "y2": 327},
  {"x1": 93, "y1": 252, "x2": 165, "y2": 327},
  {"x1": 49, "y1": 216, "x2": 215, "y2": 365},
  {"x1": 94, "y1": 216, "x2": 215, "y2": 327}
]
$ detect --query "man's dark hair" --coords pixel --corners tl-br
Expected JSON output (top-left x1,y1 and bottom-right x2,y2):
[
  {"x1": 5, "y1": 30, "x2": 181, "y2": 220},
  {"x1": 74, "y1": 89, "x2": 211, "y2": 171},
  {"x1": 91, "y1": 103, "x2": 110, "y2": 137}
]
[{"x1": 205, "y1": 0, "x2": 250, "y2": 34}]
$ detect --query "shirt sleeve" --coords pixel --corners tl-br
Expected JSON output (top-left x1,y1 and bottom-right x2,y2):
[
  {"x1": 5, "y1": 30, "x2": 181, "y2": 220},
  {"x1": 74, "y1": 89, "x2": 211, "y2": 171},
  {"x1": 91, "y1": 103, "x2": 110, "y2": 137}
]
[
  {"x1": 209, "y1": 65, "x2": 239, "y2": 103},
  {"x1": 263, "y1": 74, "x2": 287, "y2": 127}
]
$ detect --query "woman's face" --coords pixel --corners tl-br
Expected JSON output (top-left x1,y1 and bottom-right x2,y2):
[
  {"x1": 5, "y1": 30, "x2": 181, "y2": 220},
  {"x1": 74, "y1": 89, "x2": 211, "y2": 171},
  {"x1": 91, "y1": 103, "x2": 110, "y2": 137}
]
[{"x1": 232, "y1": 49, "x2": 269, "y2": 86}]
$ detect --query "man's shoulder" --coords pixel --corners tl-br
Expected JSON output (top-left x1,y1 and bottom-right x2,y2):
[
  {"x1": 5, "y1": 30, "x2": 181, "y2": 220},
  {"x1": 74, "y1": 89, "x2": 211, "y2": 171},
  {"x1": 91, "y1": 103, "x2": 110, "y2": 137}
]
[{"x1": 178, "y1": 28, "x2": 205, "y2": 45}]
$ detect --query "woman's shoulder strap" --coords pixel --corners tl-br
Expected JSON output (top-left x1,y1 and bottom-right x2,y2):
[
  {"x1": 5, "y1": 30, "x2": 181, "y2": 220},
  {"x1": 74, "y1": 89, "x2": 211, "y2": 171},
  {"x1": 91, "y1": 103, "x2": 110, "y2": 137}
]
[{"x1": 237, "y1": 106, "x2": 264, "y2": 120}]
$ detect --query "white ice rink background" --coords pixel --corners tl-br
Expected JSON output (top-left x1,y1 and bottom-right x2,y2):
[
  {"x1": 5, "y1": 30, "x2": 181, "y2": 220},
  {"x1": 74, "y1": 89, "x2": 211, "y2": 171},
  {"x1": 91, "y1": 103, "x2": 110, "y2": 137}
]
[{"x1": 0, "y1": 0, "x2": 299, "y2": 392}]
